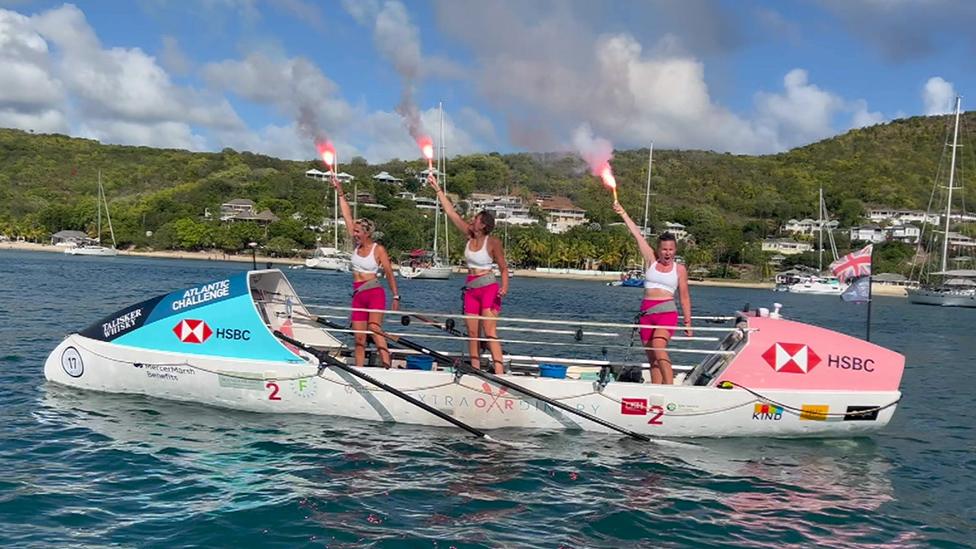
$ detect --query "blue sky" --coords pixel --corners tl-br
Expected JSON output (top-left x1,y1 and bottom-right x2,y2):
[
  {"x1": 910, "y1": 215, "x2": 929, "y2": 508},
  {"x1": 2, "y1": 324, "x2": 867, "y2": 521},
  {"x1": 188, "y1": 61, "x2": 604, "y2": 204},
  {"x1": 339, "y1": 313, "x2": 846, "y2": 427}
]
[{"x1": 1, "y1": 0, "x2": 973, "y2": 162}]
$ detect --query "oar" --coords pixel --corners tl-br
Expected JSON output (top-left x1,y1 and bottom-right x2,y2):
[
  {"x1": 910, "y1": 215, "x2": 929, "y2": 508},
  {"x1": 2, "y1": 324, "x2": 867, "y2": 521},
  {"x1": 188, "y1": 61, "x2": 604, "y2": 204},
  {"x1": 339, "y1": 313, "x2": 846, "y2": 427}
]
[
  {"x1": 319, "y1": 316, "x2": 651, "y2": 443},
  {"x1": 272, "y1": 330, "x2": 495, "y2": 441}
]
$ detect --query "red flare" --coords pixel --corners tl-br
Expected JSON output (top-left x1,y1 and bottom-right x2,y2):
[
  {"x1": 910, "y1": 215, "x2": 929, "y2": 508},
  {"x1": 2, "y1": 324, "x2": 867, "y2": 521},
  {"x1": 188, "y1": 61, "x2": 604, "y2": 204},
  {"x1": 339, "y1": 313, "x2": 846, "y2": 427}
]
[
  {"x1": 418, "y1": 136, "x2": 434, "y2": 171},
  {"x1": 599, "y1": 163, "x2": 618, "y2": 202},
  {"x1": 316, "y1": 141, "x2": 336, "y2": 168}
]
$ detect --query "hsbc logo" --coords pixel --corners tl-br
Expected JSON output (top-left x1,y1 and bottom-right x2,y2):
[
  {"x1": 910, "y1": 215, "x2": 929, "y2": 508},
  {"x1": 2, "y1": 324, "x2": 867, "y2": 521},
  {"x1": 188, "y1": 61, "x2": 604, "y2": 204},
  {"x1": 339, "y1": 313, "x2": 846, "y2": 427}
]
[
  {"x1": 761, "y1": 342, "x2": 821, "y2": 374},
  {"x1": 173, "y1": 319, "x2": 213, "y2": 344}
]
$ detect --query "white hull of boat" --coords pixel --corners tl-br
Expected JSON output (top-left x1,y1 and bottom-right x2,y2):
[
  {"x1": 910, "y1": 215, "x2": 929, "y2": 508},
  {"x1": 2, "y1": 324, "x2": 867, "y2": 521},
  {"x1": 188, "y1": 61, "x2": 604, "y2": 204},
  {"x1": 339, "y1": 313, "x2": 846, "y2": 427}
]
[
  {"x1": 906, "y1": 288, "x2": 976, "y2": 307},
  {"x1": 64, "y1": 246, "x2": 119, "y2": 257},
  {"x1": 305, "y1": 257, "x2": 350, "y2": 272},
  {"x1": 44, "y1": 334, "x2": 898, "y2": 438},
  {"x1": 399, "y1": 265, "x2": 453, "y2": 280},
  {"x1": 787, "y1": 281, "x2": 846, "y2": 295}
]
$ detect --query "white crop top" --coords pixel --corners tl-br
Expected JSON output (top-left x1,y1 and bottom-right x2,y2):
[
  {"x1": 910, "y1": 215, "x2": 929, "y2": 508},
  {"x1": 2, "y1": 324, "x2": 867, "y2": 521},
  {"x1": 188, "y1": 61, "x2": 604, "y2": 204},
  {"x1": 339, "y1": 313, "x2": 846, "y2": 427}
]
[
  {"x1": 465, "y1": 238, "x2": 493, "y2": 269},
  {"x1": 351, "y1": 243, "x2": 379, "y2": 274},
  {"x1": 644, "y1": 261, "x2": 678, "y2": 293}
]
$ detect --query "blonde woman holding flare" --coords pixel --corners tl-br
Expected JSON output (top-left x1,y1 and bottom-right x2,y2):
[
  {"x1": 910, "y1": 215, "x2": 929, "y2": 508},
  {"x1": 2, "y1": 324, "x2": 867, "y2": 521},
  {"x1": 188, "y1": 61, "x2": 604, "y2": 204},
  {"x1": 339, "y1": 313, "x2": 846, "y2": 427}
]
[
  {"x1": 333, "y1": 178, "x2": 400, "y2": 368},
  {"x1": 427, "y1": 174, "x2": 509, "y2": 374},
  {"x1": 613, "y1": 201, "x2": 692, "y2": 385}
]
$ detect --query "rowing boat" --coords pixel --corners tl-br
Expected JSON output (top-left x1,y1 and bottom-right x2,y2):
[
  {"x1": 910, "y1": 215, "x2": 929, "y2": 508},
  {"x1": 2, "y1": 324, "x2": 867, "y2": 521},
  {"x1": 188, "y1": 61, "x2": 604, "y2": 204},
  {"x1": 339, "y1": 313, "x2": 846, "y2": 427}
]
[{"x1": 44, "y1": 269, "x2": 904, "y2": 438}]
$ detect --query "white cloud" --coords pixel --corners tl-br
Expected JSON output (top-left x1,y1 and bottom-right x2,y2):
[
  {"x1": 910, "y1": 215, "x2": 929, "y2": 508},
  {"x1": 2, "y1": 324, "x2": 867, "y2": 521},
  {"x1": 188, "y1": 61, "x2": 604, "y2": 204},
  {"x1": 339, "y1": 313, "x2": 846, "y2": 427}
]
[
  {"x1": 0, "y1": 9, "x2": 64, "y2": 115},
  {"x1": 849, "y1": 99, "x2": 885, "y2": 128},
  {"x1": 0, "y1": 5, "x2": 250, "y2": 151},
  {"x1": 160, "y1": 35, "x2": 190, "y2": 75},
  {"x1": 922, "y1": 76, "x2": 955, "y2": 115},
  {"x1": 754, "y1": 69, "x2": 845, "y2": 149}
]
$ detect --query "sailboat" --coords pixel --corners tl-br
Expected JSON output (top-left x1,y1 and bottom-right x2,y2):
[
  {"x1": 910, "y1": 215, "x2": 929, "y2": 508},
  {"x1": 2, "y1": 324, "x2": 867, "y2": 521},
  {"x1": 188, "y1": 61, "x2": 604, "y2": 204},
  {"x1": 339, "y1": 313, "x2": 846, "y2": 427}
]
[
  {"x1": 787, "y1": 187, "x2": 847, "y2": 295},
  {"x1": 908, "y1": 96, "x2": 976, "y2": 307},
  {"x1": 305, "y1": 171, "x2": 351, "y2": 272},
  {"x1": 399, "y1": 102, "x2": 452, "y2": 280},
  {"x1": 65, "y1": 171, "x2": 118, "y2": 257},
  {"x1": 609, "y1": 144, "x2": 653, "y2": 288}
]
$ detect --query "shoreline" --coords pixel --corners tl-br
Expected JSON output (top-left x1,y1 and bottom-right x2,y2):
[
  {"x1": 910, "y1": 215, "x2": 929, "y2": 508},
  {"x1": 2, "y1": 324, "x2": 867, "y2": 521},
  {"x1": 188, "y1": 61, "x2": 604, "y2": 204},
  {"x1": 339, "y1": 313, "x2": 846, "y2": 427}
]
[{"x1": 0, "y1": 241, "x2": 908, "y2": 295}]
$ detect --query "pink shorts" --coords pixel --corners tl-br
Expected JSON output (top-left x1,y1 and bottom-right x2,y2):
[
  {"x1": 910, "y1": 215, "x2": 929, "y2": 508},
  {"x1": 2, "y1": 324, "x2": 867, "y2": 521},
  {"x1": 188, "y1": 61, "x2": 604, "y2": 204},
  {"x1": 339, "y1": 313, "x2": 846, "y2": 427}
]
[
  {"x1": 463, "y1": 275, "x2": 502, "y2": 315},
  {"x1": 639, "y1": 299, "x2": 678, "y2": 343},
  {"x1": 351, "y1": 282, "x2": 386, "y2": 322}
]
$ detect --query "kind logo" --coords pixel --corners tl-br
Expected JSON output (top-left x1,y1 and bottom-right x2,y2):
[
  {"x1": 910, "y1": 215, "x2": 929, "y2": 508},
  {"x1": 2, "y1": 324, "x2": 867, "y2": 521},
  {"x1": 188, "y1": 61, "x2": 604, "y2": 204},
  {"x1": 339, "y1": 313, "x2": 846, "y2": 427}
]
[
  {"x1": 761, "y1": 342, "x2": 821, "y2": 374},
  {"x1": 173, "y1": 319, "x2": 212, "y2": 344}
]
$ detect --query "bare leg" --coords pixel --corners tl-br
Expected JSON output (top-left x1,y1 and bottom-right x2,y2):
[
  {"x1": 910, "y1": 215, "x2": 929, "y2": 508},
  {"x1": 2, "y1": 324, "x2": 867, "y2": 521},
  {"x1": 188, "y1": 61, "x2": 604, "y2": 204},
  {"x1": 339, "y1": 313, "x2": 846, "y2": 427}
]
[
  {"x1": 465, "y1": 317, "x2": 481, "y2": 369},
  {"x1": 351, "y1": 320, "x2": 368, "y2": 367},
  {"x1": 481, "y1": 309, "x2": 504, "y2": 374},
  {"x1": 367, "y1": 312, "x2": 391, "y2": 368},
  {"x1": 649, "y1": 329, "x2": 674, "y2": 385}
]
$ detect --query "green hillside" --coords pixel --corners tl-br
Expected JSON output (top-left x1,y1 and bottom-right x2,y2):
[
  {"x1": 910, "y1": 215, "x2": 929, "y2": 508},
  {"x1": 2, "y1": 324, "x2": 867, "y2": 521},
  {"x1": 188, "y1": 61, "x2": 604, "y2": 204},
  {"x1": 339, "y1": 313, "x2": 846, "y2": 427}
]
[{"x1": 1, "y1": 112, "x2": 973, "y2": 276}]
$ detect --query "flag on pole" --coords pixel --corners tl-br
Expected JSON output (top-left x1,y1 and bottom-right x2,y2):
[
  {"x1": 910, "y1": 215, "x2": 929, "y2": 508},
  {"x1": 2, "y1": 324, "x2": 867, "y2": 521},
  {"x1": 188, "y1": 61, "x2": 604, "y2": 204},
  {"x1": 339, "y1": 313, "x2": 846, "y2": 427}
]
[
  {"x1": 841, "y1": 275, "x2": 871, "y2": 303},
  {"x1": 830, "y1": 244, "x2": 873, "y2": 283}
]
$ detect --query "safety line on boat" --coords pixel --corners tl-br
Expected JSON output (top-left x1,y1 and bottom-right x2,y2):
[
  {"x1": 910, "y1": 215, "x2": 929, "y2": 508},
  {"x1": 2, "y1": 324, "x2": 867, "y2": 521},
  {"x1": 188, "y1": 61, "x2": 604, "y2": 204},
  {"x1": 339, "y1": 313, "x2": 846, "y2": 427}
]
[
  {"x1": 310, "y1": 326, "x2": 734, "y2": 355},
  {"x1": 717, "y1": 380, "x2": 903, "y2": 419},
  {"x1": 304, "y1": 304, "x2": 741, "y2": 332}
]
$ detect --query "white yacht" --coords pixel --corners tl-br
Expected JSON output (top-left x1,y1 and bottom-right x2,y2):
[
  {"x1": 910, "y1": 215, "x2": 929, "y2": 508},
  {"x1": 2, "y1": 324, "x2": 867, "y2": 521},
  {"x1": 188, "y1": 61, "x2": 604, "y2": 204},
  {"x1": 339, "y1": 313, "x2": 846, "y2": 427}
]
[
  {"x1": 305, "y1": 247, "x2": 351, "y2": 272},
  {"x1": 787, "y1": 275, "x2": 846, "y2": 296},
  {"x1": 908, "y1": 97, "x2": 976, "y2": 308},
  {"x1": 65, "y1": 171, "x2": 118, "y2": 257}
]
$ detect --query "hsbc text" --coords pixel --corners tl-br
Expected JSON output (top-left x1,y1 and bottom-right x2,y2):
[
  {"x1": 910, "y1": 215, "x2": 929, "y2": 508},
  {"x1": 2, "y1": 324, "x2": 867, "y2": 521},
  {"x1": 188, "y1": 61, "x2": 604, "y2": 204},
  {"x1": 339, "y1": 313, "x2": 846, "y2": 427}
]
[
  {"x1": 215, "y1": 328, "x2": 251, "y2": 341},
  {"x1": 827, "y1": 355, "x2": 874, "y2": 372}
]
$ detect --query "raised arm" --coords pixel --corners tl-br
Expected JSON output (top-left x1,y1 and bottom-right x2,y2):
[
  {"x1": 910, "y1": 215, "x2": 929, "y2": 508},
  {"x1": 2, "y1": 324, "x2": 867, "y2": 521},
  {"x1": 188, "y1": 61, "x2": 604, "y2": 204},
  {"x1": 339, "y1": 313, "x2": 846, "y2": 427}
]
[
  {"x1": 428, "y1": 174, "x2": 470, "y2": 235},
  {"x1": 489, "y1": 236, "x2": 509, "y2": 297},
  {"x1": 612, "y1": 201, "x2": 656, "y2": 265},
  {"x1": 677, "y1": 264, "x2": 692, "y2": 336},
  {"x1": 334, "y1": 180, "x2": 355, "y2": 242}
]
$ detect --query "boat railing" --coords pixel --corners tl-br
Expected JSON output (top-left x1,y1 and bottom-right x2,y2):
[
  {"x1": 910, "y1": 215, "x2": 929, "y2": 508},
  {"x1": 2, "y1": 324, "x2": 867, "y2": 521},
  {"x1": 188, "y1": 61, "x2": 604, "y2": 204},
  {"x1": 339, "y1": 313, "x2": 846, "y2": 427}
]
[{"x1": 287, "y1": 303, "x2": 747, "y2": 382}]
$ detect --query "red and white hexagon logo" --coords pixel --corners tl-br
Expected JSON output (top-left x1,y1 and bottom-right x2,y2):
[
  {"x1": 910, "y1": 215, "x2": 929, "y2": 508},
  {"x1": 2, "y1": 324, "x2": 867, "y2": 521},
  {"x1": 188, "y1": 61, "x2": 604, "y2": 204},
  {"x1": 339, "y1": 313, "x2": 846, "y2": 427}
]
[
  {"x1": 173, "y1": 319, "x2": 213, "y2": 344},
  {"x1": 761, "y1": 342, "x2": 821, "y2": 374}
]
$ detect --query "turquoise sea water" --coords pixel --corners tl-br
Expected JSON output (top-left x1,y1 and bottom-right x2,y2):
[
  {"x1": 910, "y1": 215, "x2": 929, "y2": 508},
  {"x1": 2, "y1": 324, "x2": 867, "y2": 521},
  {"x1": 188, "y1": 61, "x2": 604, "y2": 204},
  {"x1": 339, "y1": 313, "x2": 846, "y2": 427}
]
[{"x1": 0, "y1": 250, "x2": 973, "y2": 547}]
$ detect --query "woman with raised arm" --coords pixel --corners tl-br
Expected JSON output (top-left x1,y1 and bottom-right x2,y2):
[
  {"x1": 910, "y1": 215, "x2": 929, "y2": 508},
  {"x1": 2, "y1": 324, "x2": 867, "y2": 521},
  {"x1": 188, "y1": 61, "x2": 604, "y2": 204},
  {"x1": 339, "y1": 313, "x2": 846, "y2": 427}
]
[
  {"x1": 333, "y1": 178, "x2": 400, "y2": 368},
  {"x1": 613, "y1": 201, "x2": 692, "y2": 385},
  {"x1": 428, "y1": 174, "x2": 509, "y2": 374}
]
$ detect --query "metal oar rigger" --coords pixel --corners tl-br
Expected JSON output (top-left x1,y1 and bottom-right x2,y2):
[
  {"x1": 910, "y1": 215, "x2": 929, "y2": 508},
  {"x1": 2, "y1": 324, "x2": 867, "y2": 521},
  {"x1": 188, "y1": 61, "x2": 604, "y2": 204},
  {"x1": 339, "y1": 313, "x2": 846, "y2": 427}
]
[{"x1": 314, "y1": 315, "x2": 652, "y2": 442}]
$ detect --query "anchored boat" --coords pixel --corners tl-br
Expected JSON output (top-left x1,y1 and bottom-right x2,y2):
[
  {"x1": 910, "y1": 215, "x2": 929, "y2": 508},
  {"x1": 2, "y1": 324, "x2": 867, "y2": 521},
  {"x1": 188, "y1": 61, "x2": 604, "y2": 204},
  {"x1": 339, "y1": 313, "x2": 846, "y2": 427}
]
[{"x1": 45, "y1": 270, "x2": 904, "y2": 438}]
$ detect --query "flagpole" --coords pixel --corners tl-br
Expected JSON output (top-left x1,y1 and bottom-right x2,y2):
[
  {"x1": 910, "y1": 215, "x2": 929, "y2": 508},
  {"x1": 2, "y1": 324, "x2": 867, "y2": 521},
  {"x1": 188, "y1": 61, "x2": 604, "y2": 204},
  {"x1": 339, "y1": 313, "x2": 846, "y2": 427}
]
[{"x1": 865, "y1": 244, "x2": 874, "y2": 341}]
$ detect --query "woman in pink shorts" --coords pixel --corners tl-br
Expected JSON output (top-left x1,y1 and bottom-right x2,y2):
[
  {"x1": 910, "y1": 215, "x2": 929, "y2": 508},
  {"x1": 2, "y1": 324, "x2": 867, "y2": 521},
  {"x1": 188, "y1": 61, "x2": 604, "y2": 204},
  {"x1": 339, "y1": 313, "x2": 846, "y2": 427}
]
[
  {"x1": 613, "y1": 202, "x2": 692, "y2": 384},
  {"x1": 334, "y1": 179, "x2": 400, "y2": 368},
  {"x1": 428, "y1": 174, "x2": 509, "y2": 374}
]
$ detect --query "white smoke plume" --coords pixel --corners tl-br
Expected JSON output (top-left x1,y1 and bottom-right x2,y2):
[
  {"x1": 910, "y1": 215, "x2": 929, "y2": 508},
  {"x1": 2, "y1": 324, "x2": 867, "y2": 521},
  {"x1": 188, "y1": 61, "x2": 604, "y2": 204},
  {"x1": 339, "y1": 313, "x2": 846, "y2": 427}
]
[{"x1": 572, "y1": 123, "x2": 614, "y2": 175}]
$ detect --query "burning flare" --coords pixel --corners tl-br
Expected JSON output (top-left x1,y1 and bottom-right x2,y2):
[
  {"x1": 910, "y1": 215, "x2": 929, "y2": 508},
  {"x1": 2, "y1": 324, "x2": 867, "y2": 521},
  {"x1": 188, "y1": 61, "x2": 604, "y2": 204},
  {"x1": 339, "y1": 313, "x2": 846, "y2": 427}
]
[
  {"x1": 418, "y1": 136, "x2": 434, "y2": 171},
  {"x1": 600, "y1": 163, "x2": 618, "y2": 202},
  {"x1": 317, "y1": 140, "x2": 336, "y2": 168}
]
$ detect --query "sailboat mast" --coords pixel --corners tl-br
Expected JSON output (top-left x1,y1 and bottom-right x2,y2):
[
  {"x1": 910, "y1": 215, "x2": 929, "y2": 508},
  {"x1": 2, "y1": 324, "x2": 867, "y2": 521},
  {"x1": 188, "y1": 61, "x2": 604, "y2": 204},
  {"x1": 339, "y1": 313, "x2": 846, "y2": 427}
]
[
  {"x1": 100, "y1": 172, "x2": 116, "y2": 247},
  {"x1": 942, "y1": 96, "x2": 962, "y2": 273},
  {"x1": 818, "y1": 186, "x2": 824, "y2": 271},
  {"x1": 96, "y1": 170, "x2": 102, "y2": 244},
  {"x1": 642, "y1": 143, "x2": 653, "y2": 236}
]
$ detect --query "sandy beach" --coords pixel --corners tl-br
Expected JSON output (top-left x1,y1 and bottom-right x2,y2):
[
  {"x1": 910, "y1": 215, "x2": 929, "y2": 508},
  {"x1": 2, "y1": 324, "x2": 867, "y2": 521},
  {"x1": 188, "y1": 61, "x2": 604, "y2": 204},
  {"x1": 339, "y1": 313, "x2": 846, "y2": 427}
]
[{"x1": 1, "y1": 241, "x2": 908, "y2": 295}]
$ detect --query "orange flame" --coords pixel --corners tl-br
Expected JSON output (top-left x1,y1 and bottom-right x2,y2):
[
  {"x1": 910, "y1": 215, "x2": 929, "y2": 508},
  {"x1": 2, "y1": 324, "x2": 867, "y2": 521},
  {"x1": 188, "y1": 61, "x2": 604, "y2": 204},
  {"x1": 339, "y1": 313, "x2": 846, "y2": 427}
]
[
  {"x1": 418, "y1": 135, "x2": 434, "y2": 171},
  {"x1": 599, "y1": 163, "x2": 616, "y2": 190},
  {"x1": 316, "y1": 140, "x2": 336, "y2": 167},
  {"x1": 599, "y1": 163, "x2": 618, "y2": 202}
]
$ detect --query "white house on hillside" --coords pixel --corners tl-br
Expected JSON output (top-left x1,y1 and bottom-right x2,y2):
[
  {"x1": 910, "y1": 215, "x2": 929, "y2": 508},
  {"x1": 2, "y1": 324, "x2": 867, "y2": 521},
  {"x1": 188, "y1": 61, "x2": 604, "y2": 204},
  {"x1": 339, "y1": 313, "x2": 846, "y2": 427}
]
[
  {"x1": 761, "y1": 239, "x2": 814, "y2": 255},
  {"x1": 466, "y1": 193, "x2": 537, "y2": 226},
  {"x1": 536, "y1": 195, "x2": 587, "y2": 233}
]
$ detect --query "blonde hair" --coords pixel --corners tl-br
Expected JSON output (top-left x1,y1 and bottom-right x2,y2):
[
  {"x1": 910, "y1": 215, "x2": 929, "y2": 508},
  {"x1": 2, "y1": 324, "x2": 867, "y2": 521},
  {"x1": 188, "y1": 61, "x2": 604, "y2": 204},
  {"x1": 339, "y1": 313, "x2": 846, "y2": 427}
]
[{"x1": 355, "y1": 218, "x2": 375, "y2": 236}]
